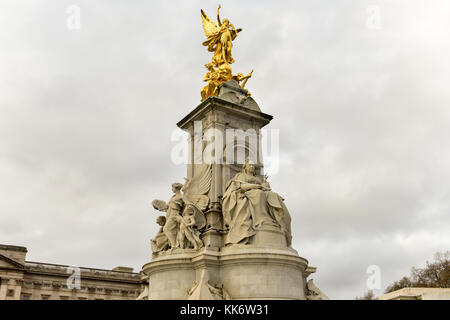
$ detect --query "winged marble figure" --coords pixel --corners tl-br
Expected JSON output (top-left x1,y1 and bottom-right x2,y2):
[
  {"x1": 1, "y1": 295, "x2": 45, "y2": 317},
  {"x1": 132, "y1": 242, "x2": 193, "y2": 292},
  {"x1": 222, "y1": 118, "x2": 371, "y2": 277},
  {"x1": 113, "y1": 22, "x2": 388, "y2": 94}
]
[
  {"x1": 150, "y1": 165, "x2": 212, "y2": 252},
  {"x1": 181, "y1": 163, "x2": 213, "y2": 230}
]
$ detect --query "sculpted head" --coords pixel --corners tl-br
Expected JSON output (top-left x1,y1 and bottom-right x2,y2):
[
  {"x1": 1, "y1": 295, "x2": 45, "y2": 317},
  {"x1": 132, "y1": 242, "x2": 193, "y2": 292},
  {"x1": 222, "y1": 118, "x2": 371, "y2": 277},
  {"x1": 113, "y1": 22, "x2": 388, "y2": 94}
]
[
  {"x1": 156, "y1": 216, "x2": 166, "y2": 226},
  {"x1": 183, "y1": 205, "x2": 195, "y2": 217},
  {"x1": 222, "y1": 19, "x2": 230, "y2": 27},
  {"x1": 172, "y1": 182, "x2": 183, "y2": 193},
  {"x1": 242, "y1": 159, "x2": 256, "y2": 175}
]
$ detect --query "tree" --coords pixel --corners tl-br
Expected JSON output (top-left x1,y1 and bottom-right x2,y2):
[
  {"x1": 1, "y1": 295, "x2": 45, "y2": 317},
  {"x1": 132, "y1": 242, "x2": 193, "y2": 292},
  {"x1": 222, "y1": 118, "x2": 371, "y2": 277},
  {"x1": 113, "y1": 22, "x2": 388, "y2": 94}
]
[
  {"x1": 384, "y1": 276, "x2": 413, "y2": 293},
  {"x1": 385, "y1": 251, "x2": 450, "y2": 293},
  {"x1": 355, "y1": 290, "x2": 376, "y2": 300}
]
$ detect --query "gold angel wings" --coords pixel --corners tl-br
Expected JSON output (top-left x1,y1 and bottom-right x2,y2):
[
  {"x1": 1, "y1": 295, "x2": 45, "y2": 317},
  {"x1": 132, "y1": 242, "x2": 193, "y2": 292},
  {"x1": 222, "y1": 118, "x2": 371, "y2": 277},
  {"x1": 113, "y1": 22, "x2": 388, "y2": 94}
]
[{"x1": 200, "y1": 5, "x2": 252, "y2": 101}]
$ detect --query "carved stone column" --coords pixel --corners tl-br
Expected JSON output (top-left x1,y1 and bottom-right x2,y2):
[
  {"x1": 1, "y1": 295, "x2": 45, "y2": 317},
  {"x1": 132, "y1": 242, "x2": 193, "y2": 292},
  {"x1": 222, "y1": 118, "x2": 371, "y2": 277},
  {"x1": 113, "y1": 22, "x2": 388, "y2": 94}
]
[
  {"x1": 13, "y1": 279, "x2": 23, "y2": 300},
  {"x1": 0, "y1": 278, "x2": 8, "y2": 300}
]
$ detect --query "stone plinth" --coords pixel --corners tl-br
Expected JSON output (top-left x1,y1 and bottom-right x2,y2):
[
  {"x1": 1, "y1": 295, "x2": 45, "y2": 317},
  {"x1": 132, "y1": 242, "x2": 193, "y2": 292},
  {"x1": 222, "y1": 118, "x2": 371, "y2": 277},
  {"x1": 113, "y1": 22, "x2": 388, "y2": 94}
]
[
  {"x1": 177, "y1": 80, "x2": 273, "y2": 206},
  {"x1": 250, "y1": 225, "x2": 288, "y2": 248},
  {"x1": 142, "y1": 246, "x2": 308, "y2": 300}
]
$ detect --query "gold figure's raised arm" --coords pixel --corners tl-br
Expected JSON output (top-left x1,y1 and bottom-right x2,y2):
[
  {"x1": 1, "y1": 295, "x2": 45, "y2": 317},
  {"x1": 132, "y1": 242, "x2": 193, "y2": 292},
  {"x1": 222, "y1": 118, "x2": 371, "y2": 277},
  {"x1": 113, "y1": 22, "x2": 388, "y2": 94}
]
[{"x1": 217, "y1": 4, "x2": 222, "y2": 26}]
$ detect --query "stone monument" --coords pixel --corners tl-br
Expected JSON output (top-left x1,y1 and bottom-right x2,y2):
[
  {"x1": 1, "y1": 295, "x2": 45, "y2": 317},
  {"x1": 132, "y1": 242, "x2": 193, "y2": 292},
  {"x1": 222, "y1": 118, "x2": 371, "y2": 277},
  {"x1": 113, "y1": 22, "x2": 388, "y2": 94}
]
[{"x1": 141, "y1": 5, "x2": 328, "y2": 300}]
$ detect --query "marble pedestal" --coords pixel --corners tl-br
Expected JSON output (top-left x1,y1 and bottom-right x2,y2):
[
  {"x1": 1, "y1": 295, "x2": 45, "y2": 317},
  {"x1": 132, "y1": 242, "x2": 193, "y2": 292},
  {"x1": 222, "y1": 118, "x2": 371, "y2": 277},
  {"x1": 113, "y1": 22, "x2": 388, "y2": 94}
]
[{"x1": 142, "y1": 246, "x2": 309, "y2": 300}]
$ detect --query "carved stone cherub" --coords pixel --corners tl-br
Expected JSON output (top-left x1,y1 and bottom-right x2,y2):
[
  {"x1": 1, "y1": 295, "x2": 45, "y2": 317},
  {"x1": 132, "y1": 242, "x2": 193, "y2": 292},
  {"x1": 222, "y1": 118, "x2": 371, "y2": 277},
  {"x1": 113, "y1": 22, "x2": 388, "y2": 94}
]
[
  {"x1": 176, "y1": 205, "x2": 204, "y2": 250},
  {"x1": 150, "y1": 216, "x2": 170, "y2": 253}
]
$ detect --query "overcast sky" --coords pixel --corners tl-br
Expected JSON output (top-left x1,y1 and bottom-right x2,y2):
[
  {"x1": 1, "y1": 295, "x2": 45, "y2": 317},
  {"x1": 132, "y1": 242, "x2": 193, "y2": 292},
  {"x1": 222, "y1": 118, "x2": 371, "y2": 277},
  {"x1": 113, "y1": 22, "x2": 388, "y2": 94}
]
[{"x1": 1, "y1": 0, "x2": 450, "y2": 299}]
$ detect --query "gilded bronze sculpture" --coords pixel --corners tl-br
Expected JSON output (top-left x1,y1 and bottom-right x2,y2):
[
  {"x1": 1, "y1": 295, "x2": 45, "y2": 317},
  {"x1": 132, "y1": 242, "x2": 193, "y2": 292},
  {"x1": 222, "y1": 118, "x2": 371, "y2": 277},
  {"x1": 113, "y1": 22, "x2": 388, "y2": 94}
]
[{"x1": 200, "y1": 5, "x2": 253, "y2": 100}]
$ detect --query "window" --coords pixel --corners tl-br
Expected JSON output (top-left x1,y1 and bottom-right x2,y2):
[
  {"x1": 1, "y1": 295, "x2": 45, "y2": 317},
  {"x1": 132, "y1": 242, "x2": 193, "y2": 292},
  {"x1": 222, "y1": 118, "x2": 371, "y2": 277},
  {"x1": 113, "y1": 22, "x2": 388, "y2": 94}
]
[
  {"x1": 7, "y1": 289, "x2": 15, "y2": 297},
  {"x1": 22, "y1": 294, "x2": 31, "y2": 300},
  {"x1": 41, "y1": 295, "x2": 50, "y2": 300},
  {"x1": 60, "y1": 296, "x2": 70, "y2": 300},
  {"x1": 43, "y1": 283, "x2": 51, "y2": 288}
]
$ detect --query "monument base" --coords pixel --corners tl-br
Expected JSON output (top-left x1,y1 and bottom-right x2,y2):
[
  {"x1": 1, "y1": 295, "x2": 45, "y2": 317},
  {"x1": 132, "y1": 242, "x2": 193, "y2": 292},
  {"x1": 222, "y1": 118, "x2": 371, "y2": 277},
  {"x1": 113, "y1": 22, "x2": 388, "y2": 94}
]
[
  {"x1": 142, "y1": 246, "x2": 309, "y2": 300},
  {"x1": 250, "y1": 225, "x2": 288, "y2": 248}
]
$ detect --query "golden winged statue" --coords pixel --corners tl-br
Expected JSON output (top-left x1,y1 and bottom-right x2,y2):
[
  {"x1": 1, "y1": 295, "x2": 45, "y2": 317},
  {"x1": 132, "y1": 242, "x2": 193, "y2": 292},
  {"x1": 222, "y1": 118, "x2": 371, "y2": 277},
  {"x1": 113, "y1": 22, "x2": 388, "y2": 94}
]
[
  {"x1": 201, "y1": 5, "x2": 241, "y2": 67},
  {"x1": 200, "y1": 5, "x2": 253, "y2": 101}
]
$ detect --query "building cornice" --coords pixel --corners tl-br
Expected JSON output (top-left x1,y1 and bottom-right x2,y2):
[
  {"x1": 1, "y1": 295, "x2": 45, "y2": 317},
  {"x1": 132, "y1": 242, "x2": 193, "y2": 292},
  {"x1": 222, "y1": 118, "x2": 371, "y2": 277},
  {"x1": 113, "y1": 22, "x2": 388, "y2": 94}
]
[
  {"x1": 0, "y1": 244, "x2": 27, "y2": 253},
  {"x1": 0, "y1": 253, "x2": 26, "y2": 270}
]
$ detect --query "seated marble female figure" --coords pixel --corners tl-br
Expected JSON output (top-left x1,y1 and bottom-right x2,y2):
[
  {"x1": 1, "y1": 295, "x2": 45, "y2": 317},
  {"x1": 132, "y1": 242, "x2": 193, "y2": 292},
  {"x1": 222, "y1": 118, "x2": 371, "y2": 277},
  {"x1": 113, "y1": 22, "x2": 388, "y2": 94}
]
[{"x1": 222, "y1": 161, "x2": 280, "y2": 245}]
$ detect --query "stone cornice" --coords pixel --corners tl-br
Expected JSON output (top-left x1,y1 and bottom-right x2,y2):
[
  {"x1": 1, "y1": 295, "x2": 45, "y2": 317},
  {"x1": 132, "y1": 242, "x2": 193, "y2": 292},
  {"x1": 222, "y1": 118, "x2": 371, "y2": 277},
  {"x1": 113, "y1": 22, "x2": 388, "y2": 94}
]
[
  {"x1": 24, "y1": 261, "x2": 141, "y2": 284},
  {"x1": 0, "y1": 244, "x2": 27, "y2": 253},
  {"x1": 177, "y1": 97, "x2": 273, "y2": 130},
  {"x1": 24, "y1": 269, "x2": 142, "y2": 285},
  {"x1": 0, "y1": 253, "x2": 26, "y2": 270}
]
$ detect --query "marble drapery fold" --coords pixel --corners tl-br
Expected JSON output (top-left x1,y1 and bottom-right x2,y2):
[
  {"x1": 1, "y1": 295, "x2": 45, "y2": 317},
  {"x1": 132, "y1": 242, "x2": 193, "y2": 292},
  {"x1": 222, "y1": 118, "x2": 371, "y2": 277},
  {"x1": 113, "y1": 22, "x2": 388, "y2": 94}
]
[{"x1": 222, "y1": 163, "x2": 292, "y2": 246}]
